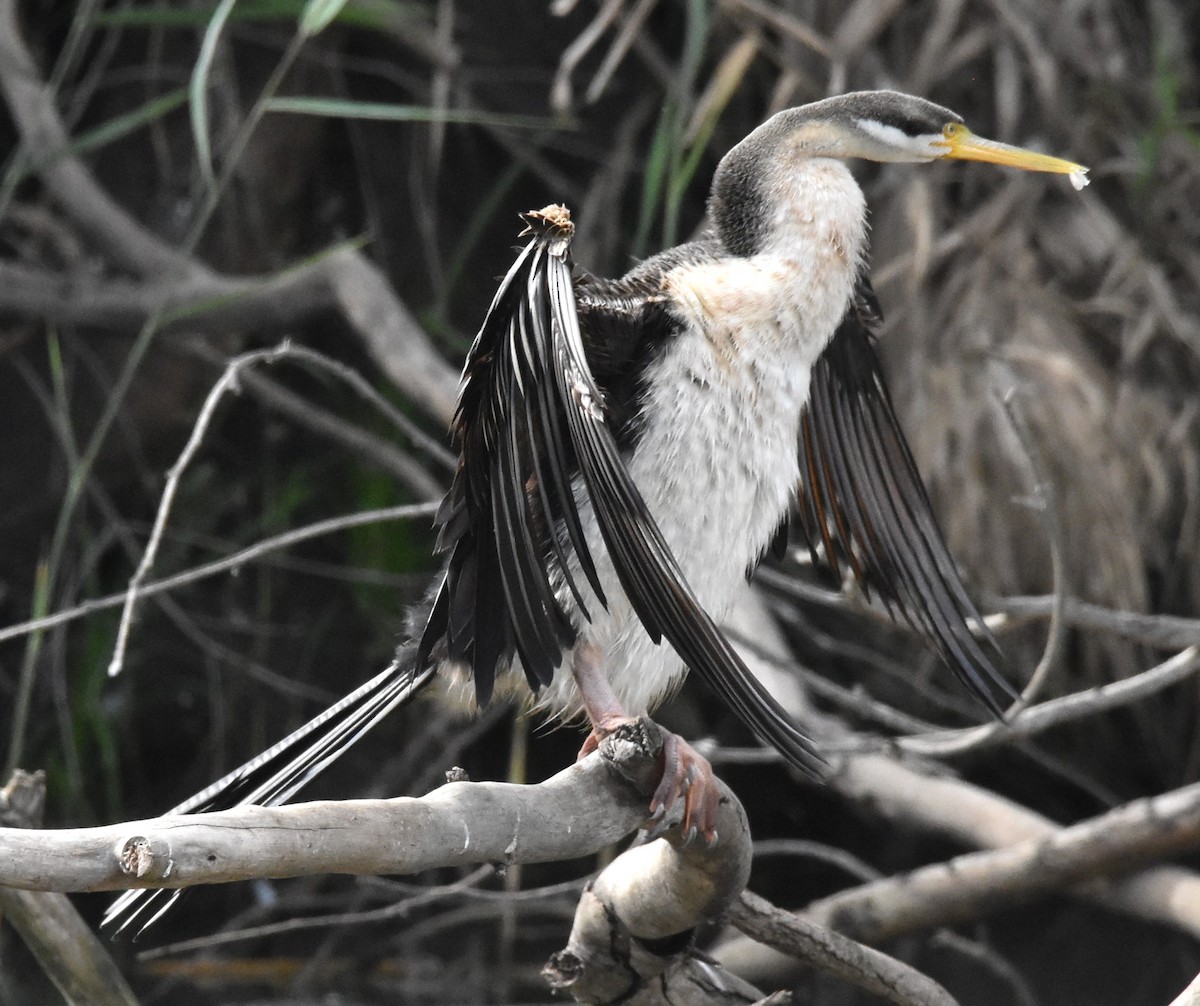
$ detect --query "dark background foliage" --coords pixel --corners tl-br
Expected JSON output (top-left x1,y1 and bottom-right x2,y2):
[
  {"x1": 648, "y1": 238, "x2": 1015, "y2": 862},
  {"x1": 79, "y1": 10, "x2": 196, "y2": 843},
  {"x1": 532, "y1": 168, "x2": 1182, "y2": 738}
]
[{"x1": 1, "y1": 0, "x2": 1199, "y2": 1002}]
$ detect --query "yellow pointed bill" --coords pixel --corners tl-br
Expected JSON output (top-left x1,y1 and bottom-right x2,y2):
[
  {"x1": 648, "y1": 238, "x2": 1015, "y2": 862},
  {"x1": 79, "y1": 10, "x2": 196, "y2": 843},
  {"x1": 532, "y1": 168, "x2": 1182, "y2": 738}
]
[{"x1": 938, "y1": 124, "x2": 1089, "y2": 189}]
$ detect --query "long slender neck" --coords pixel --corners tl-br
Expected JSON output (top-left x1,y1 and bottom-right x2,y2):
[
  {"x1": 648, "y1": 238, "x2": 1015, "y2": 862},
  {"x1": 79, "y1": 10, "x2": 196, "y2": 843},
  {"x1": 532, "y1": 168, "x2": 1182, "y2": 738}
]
[
  {"x1": 708, "y1": 128, "x2": 869, "y2": 280},
  {"x1": 708, "y1": 109, "x2": 864, "y2": 258}
]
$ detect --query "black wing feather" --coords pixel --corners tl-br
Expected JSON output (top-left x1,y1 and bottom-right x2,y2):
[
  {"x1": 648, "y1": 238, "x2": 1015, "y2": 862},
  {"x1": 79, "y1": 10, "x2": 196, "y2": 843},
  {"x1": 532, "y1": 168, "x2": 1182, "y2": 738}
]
[
  {"x1": 423, "y1": 207, "x2": 824, "y2": 778},
  {"x1": 426, "y1": 224, "x2": 596, "y2": 693},
  {"x1": 798, "y1": 280, "x2": 1016, "y2": 716}
]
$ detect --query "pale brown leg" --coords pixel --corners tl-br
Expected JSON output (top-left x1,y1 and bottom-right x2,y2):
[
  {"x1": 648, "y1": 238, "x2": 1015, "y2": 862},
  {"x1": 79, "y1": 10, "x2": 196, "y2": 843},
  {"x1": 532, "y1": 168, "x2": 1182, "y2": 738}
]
[{"x1": 571, "y1": 642, "x2": 719, "y2": 843}]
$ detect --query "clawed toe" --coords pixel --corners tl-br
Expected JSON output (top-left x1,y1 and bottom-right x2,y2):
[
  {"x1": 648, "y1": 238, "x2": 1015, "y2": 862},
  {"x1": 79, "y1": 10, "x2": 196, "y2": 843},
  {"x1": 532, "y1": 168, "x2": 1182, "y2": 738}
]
[
  {"x1": 647, "y1": 731, "x2": 720, "y2": 844},
  {"x1": 581, "y1": 715, "x2": 721, "y2": 844}
]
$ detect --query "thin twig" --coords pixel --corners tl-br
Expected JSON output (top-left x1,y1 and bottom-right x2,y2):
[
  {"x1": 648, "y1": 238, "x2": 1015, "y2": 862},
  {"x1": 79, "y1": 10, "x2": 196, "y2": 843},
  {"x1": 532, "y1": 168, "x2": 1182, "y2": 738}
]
[
  {"x1": 0, "y1": 503, "x2": 438, "y2": 648},
  {"x1": 138, "y1": 864, "x2": 498, "y2": 960},
  {"x1": 183, "y1": 338, "x2": 455, "y2": 474},
  {"x1": 892, "y1": 645, "x2": 1200, "y2": 757},
  {"x1": 990, "y1": 594, "x2": 1200, "y2": 649},
  {"x1": 996, "y1": 382, "x2": 1069, "y2": 708},
  {"x1": 106, "y1": 336, "x2": 456, "y2": 678},
  {"x1": 108, "y1": 344, "x2": 293, "y2": 677}
]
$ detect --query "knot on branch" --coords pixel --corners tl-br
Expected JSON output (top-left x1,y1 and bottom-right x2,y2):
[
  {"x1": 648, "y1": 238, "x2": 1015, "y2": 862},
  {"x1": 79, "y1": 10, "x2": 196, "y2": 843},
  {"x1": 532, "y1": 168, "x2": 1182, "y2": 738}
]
[{"x1": 114, "y1": 836, "x2": 173, "y2": 881}]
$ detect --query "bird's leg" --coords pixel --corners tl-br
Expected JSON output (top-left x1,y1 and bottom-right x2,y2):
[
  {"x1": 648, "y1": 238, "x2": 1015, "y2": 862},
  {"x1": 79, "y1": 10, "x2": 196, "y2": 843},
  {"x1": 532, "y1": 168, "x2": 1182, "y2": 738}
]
[{"x1": 572, "y1": 642, "x2": 719, "y2": 843}]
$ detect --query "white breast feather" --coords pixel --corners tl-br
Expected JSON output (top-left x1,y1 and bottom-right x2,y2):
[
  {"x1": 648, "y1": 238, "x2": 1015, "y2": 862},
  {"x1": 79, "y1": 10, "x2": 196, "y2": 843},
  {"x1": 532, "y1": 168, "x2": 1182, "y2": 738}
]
[{"x1": 532, "y1": 158, "x2": 869, "y2": 720}]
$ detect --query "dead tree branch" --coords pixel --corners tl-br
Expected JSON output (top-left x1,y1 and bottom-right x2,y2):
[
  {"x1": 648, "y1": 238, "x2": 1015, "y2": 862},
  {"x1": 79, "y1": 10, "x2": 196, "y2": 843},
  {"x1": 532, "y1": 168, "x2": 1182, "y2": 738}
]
[
  {"x1": 0, "y1": 729, "x2": 664, "y2": 894},
  {"x1": 713, "y1": 590, "x2": 1200, "y2": 988},
  {"x1": 2, "y1": 727, "x2": 816, "y2": 1005},
  {"x1": 827, "y1": 750, "x2": 1200, "y2": 939},
  {"x1": 730, "y1": 891, "x2": 959, "y2": 1006},
  {"x1": 0, "y1": 504, "x2": 439, "y2": 649},
  {"x1": 804, "y1": 779, "x2": 1200, "y2": 944},
  {"x1": 0, "y1": 0, "x2": 205, "y2": 280},
  {"x1": 896, "y1": 645, "x2": 1200, "y2": 757},
  {"x1": 0, "y1": 771, "x2": 139, "y2": 1006},
  {"x1": 545, "y1": 723, "x2": 764, "y2": 1005}
]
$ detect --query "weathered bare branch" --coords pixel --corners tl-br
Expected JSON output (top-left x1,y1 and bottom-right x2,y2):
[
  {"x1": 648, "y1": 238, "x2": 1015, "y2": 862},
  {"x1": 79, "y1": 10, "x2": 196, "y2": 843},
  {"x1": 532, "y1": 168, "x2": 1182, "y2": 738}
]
[
  {"x1": 730, "y1": 891, "x2": 959, "y2": 1006},
  {"x1": 0, "y1": 0, "x2": 207, "y2": 279},
  {"x1": 805, "y1": 780, "x2": 1200, "y2": 943},
  {"x1": 828, "y1": 751, "x2": 1200, "y2": 940},
  {"x1": 0, "y1": 732, "x2": 659, "y2": 894},
  {"x1": 0, "y1": 504, "x2": 439, "y2": 648},
  {"x1": 546, "y1": 723, "x2": 761, "y2": 1004},
  {"x1": 0, "y1": 251, "x2": 460, "y2": 426},
  {"x1": 714, "y1": 589, "x2": 1200, "y2": 985},
  {"x1": 994, "y1": 594, "x2": 1200, "y2": 649},
  {"x1": 895, "y1": 645, "x2": 1200, "y2": 757},
  {"x1": 0, "y1": 771, "x2": 139, "y2": 1006}
]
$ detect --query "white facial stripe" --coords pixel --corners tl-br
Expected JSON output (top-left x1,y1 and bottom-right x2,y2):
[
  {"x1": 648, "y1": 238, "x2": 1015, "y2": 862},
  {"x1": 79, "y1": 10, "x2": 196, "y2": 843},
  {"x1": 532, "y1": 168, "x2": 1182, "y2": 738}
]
[{"x1": 854, "y1": 118, "x2": 947, "y2": 161}]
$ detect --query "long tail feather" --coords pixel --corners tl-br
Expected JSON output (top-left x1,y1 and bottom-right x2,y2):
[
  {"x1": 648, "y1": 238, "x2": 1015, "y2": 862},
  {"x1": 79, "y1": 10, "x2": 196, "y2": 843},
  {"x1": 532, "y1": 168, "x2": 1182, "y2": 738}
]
[{"x1": 102, "y1": 655, "x2": 435, "y2": 939}]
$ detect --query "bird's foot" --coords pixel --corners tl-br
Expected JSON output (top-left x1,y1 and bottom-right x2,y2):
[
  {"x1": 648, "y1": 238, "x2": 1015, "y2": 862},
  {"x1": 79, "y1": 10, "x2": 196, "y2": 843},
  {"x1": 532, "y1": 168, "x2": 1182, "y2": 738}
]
[{"x1": 579, "y1": 717, "x2": 720, "y2": 846}]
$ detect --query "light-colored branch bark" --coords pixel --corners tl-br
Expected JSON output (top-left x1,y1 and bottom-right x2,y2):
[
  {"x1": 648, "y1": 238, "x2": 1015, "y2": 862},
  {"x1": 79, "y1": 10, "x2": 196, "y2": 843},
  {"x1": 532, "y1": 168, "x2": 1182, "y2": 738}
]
[
  {"x1": 0, "y1": 725, "x2": 941, "y2": 1006},
  {"x1": 994, "y1": 594, "x2": 1200, "y2": 649},
  {"x1": 324, "y1": 249, "x2": 460, "y2": 425},
  {"x1": 894, "y1": 645, "x2": 1200, "y2": 758},
  {"x1": 730, "y1": 891, "x2": 959, "y2": 1006},
  {"x1": 805, "y1": 780, "x2": 1200, "y2": 944},
  {"x1": 719, "y1": 748, "x2": 1200, "y2": 985},
  {"x1": 0, "y1": 889, "x2": 140, "y2": 1006},
  {"x1": 0, "y1": 771, "x2": 139, "y2": 1006},
  {"x1": 0, "y1": 252, "x2": 460, "y2": 428},
  {"x1": 541, "y1": 739, "x2": 920, "y2": 1006},
  {"x1": 546, "y1": 725, "x2": 761, "y2": 1004},
  {"x1": 0, "y1": 736, "x2": 657, "y2": 894},
  {"x1": 826, "y1": 751, "x2": 1200, "y2": 941},
  {"x1": 2, "y1": 727, "x2": 791, "y2": 1005}
]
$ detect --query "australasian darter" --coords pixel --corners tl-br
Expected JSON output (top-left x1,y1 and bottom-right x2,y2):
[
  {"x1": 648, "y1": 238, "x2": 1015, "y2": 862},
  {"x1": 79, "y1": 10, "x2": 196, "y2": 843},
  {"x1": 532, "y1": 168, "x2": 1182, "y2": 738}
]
[{"x1": 105, "y1": 90, "x2": 1088, "y2": 936}]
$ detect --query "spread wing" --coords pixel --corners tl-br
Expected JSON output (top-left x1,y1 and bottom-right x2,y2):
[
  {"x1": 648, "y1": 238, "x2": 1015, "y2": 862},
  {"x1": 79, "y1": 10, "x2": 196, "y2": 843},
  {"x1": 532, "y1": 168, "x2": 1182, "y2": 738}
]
[
  {"x1": 798, "y1": 279, "x2": 1017, "y2": 716},
  {"x1": 420, "y1": 206, "x2": 824, "y2": 778}
]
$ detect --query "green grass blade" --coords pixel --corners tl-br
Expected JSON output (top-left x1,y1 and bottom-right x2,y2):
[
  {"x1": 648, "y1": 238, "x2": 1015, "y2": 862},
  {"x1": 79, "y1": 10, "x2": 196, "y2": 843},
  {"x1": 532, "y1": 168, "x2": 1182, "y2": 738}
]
[
  {"x1": 191, "y1": 0, "x2": 237, "y2": 187},
  {"x1": 261, "y1": 96, "x2": 563, "y2": 130},
  {"x1": 633, "y1": 105, "x2": 677, "y2": 258},
  {"x1": 300, "y1": 0, "x2": 349, "y2": 36},
  {"x1": 69, "y1": 88, "x2": 190, "y2": 159},
  {"x1": 99, "y1": 0, "x2": 422, "y2": 33}
]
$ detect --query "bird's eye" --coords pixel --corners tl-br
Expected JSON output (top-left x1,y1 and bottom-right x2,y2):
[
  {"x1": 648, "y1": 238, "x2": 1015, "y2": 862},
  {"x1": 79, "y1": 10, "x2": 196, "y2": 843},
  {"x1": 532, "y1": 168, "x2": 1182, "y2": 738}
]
[{"x1": 942, "y1": 122, "x2": 963, "y2": 139}]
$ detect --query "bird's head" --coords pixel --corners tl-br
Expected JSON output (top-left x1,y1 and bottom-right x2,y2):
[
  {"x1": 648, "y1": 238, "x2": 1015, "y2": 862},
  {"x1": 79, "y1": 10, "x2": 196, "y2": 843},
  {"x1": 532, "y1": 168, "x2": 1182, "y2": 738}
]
[
  {"x1": 828, "y1": 91, "x2": 1089, "y2": 185},
  {"x1": 709, "y1": 90, "x2": 1088, "y2": 255},
  {"x1": 728, "y1": 90, "x2": 1088, "y2": 181}
]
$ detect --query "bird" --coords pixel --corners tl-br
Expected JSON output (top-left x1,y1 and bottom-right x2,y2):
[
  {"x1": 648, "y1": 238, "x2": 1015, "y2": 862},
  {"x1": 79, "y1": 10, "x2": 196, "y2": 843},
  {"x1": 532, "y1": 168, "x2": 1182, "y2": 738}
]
[{"x1": 104, "y1": 90, "x2": 1087, "y2": 937}]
